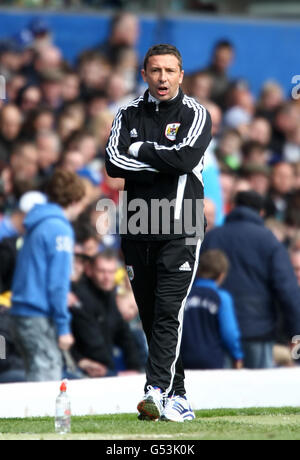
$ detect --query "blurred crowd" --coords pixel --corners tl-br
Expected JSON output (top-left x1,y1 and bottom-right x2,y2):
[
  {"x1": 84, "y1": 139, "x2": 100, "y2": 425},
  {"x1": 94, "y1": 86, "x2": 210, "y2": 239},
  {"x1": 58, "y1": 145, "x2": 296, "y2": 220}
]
[
  {"x1": 0, "y1": 1, "x2": 124, "y2": 8},
  {"x1": 0, "y1": 11, "x2": 300, "y2": 383}
]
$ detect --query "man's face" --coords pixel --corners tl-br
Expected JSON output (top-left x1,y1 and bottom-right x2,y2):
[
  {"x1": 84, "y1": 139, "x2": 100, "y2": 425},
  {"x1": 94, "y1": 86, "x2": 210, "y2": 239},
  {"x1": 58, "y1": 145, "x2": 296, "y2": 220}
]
[
  {"x1": 1, "y1": 106, "x2": 22, "y2": 140},
  {"x1": 141, "y1": 54, "x2": 184, "y2": 101},
  {"x1": 272, "y1": 163, "x2": 295, "y2": 195},
  {"x1": 36, "y1": 135, "x2": 60, "y2": 169},
  {"x1": 291, "y1": 252, "x2": 300, "y2": 286},
  {"x1": 213, "y1": 46, "x2": 234, "y2": 72},
  {"x1": 90, "y1": 257, "x2": 117, "y2": 292},
  {"x1": 11, "y1": 145, "x2": 38, "y2": 181}
]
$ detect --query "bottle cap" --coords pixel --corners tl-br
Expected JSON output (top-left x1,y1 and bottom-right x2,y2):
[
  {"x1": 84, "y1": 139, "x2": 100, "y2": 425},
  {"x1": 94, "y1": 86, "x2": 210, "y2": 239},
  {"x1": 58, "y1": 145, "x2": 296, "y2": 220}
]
[{"x1": 60, "y1": 381, "x2": 67, "y2": 392}]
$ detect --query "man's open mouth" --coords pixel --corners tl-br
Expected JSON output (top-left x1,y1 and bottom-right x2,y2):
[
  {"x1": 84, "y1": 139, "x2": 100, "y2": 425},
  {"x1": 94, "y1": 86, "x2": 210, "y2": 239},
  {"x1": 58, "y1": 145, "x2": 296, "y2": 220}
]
[{"x1": 157, "y1": 86, "x2": 169, "y2": 95}]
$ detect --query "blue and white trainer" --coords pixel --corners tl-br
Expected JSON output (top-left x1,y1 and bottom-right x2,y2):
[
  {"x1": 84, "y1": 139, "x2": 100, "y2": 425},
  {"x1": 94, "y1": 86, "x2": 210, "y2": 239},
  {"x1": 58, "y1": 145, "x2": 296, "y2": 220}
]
[
  {"x1": 161, "y1": 395, "x2": 195, "y2": 422},
  {"x1": 137, "y1": 386, "x2": 165, "y2": 421}
]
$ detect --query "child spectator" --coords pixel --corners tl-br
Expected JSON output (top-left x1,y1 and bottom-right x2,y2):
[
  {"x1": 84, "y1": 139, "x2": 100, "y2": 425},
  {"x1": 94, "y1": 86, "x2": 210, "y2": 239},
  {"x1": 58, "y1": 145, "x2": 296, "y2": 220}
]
[{"x1": 181, "y1": 249, "x2": 243, "y2": 370}]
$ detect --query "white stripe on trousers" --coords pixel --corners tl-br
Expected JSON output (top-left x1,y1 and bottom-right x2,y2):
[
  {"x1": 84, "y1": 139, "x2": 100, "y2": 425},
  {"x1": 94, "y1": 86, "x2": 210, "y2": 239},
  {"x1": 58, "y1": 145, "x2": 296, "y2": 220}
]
[{"x1": 165, "y1": 237, "x2": 202, "y2": 396}]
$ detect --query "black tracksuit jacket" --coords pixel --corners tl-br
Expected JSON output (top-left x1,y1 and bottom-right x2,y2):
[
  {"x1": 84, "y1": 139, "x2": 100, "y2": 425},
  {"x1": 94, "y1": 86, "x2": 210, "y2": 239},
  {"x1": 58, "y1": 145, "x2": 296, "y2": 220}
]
[
  {"x1": 105, "y1": 88, "x2": 212, "y2": 240},
  {"x1": 105, "y1": 88, "x2": 212, "y2": 395}
]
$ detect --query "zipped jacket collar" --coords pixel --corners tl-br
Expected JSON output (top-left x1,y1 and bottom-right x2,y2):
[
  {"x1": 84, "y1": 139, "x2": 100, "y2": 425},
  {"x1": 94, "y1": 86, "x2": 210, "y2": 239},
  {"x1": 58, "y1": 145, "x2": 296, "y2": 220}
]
[{"x1": 143, "y1": 88, "x2": 184, "y2": 113}]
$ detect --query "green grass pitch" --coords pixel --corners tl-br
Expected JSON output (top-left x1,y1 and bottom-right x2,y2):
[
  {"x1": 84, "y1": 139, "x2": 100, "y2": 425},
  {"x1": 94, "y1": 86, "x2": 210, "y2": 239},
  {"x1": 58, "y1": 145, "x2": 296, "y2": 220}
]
[{"x1": 1, "y1": 407, "x2": 300, "y2": 440}]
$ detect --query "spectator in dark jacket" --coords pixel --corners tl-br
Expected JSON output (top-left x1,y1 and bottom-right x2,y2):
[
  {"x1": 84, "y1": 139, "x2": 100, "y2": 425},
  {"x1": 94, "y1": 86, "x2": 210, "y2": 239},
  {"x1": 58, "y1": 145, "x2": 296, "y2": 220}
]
[
  {"x1": 0, "y1": 236, "x2": 19, "y2": 294},
  {"x1": 0, "y1": 304, "x2": 25, "y2": 383},
  {"x1": 201, "y1": 190, "x2": 300, "y2": 369},
  {"x1": 70, "y1": 249, "x2": 141, "y2": 377}
]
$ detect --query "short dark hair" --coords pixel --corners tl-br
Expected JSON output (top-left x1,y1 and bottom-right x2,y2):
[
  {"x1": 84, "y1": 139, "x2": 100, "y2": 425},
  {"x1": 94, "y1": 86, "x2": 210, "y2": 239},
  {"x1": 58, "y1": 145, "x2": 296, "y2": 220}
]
[
  {"x1": 198, "y1": 250, "x2": 229, "y2": 280},
  {"x1": 92, "y1": 249, "x2": 118, "y2": 265},
  {"x1": 74, "y1": 222, "x2": 98, "y2": 244},
  {"x1": 143, "y1": 44, "x2": 182, "y2": 70},
  {"x1": 11, "y1": 140, "x2": 36, "y2": 157},
  {"x1": 214, "y1": 39, "x2": 234, "y2": 52},
  {"x1": 234, "y1": 190, "x2": 265, "y2": 213},
  {"x1": 241, "y1": 140, "x2": 265, "y2": 158}
]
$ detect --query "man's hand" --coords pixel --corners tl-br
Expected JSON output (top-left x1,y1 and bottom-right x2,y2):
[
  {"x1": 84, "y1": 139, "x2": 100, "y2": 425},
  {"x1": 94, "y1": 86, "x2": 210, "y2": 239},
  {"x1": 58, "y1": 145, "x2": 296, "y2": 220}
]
[
  {"x1": 117, "y1": 370, "x2": 140, "y2": 376},
  {"x1": 58, "y1": 333, "x2": 75, "y2": 351},
  {"x1": 233, "y1": 359, "x2": 243, "y2": 370},
  {"x1": 128, "y1": 142, "x2": 143, "y2": 158},
  {"x1": 67, "y1": 292, "x2": 81, "y2": 308},
  {"x1": 78, "y1": 358, "x2": 108, "y2": 377}
]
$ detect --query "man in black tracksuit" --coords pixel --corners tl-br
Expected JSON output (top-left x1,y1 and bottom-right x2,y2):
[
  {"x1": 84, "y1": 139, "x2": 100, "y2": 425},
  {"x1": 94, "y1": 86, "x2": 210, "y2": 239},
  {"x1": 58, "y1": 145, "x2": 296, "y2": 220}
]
[{"x1": 105, "y1": 44, "x2": 212, "y2": 422}]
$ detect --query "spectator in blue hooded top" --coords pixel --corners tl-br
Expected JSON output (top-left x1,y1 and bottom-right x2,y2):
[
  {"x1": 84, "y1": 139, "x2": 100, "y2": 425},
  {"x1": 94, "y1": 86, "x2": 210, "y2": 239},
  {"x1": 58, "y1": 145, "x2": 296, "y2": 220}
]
[
  {"x1": 201, "y1": 190, "x2": 300, "y2": 369},
  {"x1": 10, "y1": 169, "x2": 85, "y2": 381}
]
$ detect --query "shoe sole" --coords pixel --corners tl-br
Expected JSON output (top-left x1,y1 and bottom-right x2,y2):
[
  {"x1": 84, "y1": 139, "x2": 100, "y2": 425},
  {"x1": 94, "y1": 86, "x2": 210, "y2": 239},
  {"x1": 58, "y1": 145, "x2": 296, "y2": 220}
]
[
  {"x1": 160, "y1": 413, "x2": 196, "y2": 423},
  {"x1": 160, "y1": 415, "x2": 183, "y2": 423},
  {"x1": 137, "y1": 396, "x2": 161, "y2": 421},
  {"x1": 138, "y1": 413, "x2": 159, "y2": 422}
]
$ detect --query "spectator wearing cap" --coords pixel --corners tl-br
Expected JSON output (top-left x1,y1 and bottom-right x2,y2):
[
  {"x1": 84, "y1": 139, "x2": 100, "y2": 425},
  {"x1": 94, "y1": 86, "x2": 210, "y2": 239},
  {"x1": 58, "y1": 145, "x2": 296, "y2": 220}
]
[
  {"x1": 0, "y1": 190, "x2": 47, "y2": 242},
  {"x1": 202, "y1": 190, "x2": 300, "y2": 369},
  {"x1": 28, "y1": 17, "x2": 52, "y2": 49},
  {"x1": 0, "y1": 189, "x2": 48, "y2": 384},
  {"x1": 12, "y1": 28, "x2": 35, "y2": 73},
  {"x1": 0, "y1": 190, "x2": 47, "y2": 298}
]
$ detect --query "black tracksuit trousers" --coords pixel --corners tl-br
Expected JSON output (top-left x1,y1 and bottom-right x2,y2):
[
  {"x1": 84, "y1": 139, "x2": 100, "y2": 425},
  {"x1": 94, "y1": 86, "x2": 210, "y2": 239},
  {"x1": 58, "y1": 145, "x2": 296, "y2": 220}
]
[{"x1": 121, "y1": 237, "x2": 201, "y2": 396}]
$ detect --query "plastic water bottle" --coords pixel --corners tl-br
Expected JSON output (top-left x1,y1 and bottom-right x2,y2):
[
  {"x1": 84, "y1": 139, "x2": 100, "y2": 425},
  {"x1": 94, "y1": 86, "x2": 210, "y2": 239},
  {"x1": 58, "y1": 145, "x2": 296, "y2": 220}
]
[{"x1": 55, "y1": 380, "x2": 71, "y2": 434}]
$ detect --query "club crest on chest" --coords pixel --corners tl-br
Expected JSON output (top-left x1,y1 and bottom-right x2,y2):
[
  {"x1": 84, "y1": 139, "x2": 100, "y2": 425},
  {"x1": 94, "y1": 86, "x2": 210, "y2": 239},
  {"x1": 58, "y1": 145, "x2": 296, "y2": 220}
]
[{"x1": 165, "y1": 123, "x2": 181, "y2": 141}]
